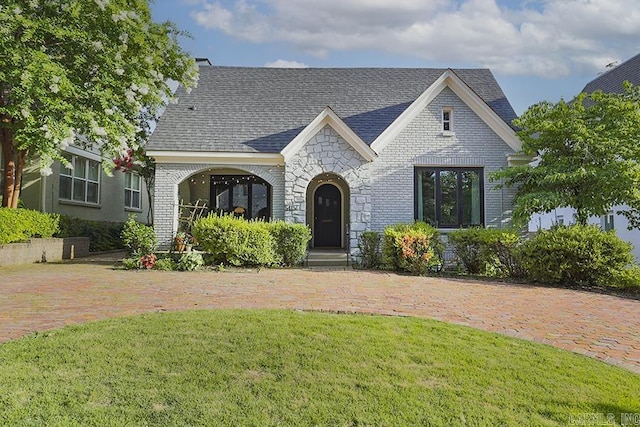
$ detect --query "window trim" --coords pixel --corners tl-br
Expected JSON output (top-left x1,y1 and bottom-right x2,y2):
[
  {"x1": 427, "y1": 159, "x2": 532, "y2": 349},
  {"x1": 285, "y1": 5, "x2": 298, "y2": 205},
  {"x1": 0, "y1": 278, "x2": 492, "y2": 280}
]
[
  {"x1": 124, "y1": 172, "x2": 142, "y2": 211},
  {"x1": 441, "y1": 107, "x2": 454, "y2": 135},
  {"x1": 59, "y1": 154, "x2": 101, "y2": 205},
  {"x1": 414, "y1": 166, "x2": 485, "y2": 228}
]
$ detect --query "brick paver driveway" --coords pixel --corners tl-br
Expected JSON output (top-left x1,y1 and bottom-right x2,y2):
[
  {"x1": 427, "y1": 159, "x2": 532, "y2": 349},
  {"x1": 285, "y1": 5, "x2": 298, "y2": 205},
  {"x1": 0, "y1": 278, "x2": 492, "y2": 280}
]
[{"x1": 1, "y1": 253, "x2": 639, "y2": 374}]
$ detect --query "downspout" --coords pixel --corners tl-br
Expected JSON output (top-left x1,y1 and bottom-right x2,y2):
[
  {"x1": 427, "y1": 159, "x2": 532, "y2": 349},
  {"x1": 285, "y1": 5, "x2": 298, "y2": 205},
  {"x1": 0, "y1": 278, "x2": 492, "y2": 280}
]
[{"x1": 40, "y1": 175, "x2": 47, "y2": 212}]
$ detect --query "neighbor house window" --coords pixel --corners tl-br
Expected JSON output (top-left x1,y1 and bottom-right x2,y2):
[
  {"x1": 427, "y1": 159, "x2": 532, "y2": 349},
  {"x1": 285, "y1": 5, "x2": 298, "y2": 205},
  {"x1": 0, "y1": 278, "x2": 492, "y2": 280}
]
[
  {"x1": 210, "y1": 174, "x2": 271, "y2": 220},
  {"x1": 125, "y1": 172, "x2": 141, "y2": 210},
  {"x1": 442, "y1": 108, "x2": 453, "y2": 132},
  {"x1": 602, "y1": 212, "x2": 614, "y2": 231},
  {"x1": 415, "y1": 167, "x2": 483, "y2": 227},
  {"x1": 59, "y1": 154, "x2": 100, "y2": 204}
]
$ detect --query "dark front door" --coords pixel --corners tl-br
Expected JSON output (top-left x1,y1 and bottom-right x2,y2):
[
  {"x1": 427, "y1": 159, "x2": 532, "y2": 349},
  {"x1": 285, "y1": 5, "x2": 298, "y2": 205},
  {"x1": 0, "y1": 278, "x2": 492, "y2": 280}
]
[{"x1": 314, "y1": 184, "x2": 342, "y2": 247}]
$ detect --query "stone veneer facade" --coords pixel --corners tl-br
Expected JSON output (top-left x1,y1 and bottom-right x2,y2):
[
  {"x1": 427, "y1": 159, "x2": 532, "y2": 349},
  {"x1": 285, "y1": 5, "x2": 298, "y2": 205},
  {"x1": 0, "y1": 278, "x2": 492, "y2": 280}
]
[
  {"x1": 284, "y1": 125, "x2": 373, "y2": 253},
  {"x1": 153, "y1": 87, "x2": 517, "y2": 253}
]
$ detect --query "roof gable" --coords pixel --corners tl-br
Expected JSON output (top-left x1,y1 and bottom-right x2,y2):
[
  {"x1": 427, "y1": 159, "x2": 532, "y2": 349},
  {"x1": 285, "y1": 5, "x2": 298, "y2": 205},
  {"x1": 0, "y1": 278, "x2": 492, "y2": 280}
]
[
  {"x1": 371, "y1": 70, "x2": 521, "y2": 153},
  {"x1": 281, "y1": 107, "x2": 377, "y2": 162}
]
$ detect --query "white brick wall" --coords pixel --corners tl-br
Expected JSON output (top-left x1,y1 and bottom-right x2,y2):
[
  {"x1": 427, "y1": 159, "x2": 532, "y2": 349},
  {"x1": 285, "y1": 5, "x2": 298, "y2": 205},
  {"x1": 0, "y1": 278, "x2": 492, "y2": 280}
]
[
  {"x1": 154, "y1": 163, "x2": 285, "y2": 248},
  {"x1": 370, "y1": 87, "x2": 516, "y2": 231}
]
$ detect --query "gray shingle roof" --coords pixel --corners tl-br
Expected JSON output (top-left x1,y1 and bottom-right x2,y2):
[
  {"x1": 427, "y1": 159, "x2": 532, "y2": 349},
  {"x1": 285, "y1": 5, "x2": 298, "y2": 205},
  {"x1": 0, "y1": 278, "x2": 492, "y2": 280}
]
[
  {"x1": 582, "y1": 53, "x2": 640, "y2": 94},
  {"x1": 148, "y1": 66, "x2": 518, "y2": 153}
]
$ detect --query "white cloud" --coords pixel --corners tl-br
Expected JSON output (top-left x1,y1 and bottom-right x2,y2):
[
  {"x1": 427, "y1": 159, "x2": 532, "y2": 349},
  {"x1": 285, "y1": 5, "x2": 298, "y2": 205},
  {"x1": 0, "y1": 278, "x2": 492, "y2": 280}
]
[
  {"x1": 189, "y1": 0, "x2": 640, "y2": 77},
  {"x1": 265, "y1": 59, "x2": 309, "y2": 68}
]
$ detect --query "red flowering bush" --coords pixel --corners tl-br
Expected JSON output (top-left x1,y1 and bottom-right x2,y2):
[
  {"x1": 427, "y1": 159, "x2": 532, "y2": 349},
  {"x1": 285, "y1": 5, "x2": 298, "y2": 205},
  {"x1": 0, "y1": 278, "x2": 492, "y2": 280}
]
[
  {"x1": 140, "y1": 253, "x2": 157, "y2": 269},
  {"x1": 382, "y1": 222, "x2": 443, "y2": 275},
  {"x1": 113, "y1": 148, "x2": 135, "y2": 171}
]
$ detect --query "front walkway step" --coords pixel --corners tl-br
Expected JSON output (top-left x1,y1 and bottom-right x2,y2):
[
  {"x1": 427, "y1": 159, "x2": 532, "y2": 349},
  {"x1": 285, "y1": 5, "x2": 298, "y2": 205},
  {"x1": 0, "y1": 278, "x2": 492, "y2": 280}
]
[{"x1": 306, "y1": 250, "x2": 351, "y2": 267}]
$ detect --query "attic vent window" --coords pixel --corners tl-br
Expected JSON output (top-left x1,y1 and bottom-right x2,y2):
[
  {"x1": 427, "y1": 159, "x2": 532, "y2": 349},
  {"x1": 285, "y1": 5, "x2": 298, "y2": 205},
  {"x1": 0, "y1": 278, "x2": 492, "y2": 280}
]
[{"x1": 441, "y1": 107, "x2": 454, "y2": 136}]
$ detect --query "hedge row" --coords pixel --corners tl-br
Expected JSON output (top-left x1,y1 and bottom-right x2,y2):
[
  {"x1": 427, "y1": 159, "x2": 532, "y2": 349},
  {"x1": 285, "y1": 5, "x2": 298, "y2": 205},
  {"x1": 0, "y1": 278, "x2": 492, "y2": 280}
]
[
  {"x1": 357, "y1": 223, "x2": 639, "y2": 291},
  {"x1": 447, "y1": 225, "x2": 639, "y2": 290},
  {"x1": 57, "y1": 215, "x2": 125, "y2": 252},
  {"x1": 0, "y1": 208, "x2": 59, "y2": 245},
  {"x1": 192, "y1": 214, "x2": 311, "y2": 267}
]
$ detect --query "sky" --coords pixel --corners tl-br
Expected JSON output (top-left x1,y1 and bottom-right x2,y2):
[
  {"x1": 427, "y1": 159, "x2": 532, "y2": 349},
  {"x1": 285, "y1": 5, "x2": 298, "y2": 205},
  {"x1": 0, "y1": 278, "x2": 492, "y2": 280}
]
[{"x1": 151, "y1": 0, "x2": 640, "y2": 115}]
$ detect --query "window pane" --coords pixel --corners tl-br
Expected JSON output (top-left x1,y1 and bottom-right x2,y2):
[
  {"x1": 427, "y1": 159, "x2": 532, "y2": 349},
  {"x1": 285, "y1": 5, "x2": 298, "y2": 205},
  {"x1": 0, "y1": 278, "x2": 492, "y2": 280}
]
[
  {"x1": 87, "y1": 182, "x2": 99, "y2": 203},
  {"x1": 73, "y1": 179, "x2": 86, "y2": 201},
  {"x1": 461, "y1": 170, "x2": 481, "y2": 225},
  {"x1": 59, "y1": 176, "x2": 72, "y2": 199},
  {"x1": 233, "y1": 183, "x2": 249, "y2": 211},
  {"x1": 61, "y1": 154, "x2": 73, "y2": 176},
  {"x1": 132, "y1": 175, "x2": 141, "y2": 191},
  {"x1": 439, "y1": 170, "x2": 458, "y2": 226},
  {"x1": 251, "y1": 183, "x2": 268, "y2": 219},
  {"x1": 215, "y1": 186, "x2": 230, "y2": 212},
  {"x1": 125, "y1": 173, "x2": 131, "y2": 187},
  {"x1": 74, "y1": 159, "x2": 86, "y2": 178},
  {"x1": 88, "y1": 161, "x2": 99, "y2": 181},
  {"x1": 418, "y1": 170, "x2": 436, "y2": 225},
  {"x1": 125, "y1": 189, "x2": 132, "y2": 207},
  {"x1": 132, "y1": 191, "x2": 140, "y2": 209}
]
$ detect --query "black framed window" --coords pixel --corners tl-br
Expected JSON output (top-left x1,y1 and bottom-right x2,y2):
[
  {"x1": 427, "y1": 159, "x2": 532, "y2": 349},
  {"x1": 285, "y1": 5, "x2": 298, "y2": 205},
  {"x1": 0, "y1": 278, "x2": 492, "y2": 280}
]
[
  {"x1": 210, "y1": 175, "x2": 271, "y2": 220},
  {"x1": 415, "y1": 167, "x2": 483, "y2": 227}
]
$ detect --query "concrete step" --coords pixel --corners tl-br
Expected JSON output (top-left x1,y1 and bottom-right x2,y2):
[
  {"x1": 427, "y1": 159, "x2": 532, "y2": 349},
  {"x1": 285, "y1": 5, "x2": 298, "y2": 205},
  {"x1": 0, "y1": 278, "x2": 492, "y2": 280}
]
[{"x1": 306, "y1": 250, "x2": 350, "y2": 267}]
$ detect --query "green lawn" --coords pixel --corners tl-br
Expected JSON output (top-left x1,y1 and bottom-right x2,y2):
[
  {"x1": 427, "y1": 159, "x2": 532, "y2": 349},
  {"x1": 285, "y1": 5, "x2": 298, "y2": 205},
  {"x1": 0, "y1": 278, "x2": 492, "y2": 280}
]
[{"x1": 0, "y1": 310, "x2": 638, "y2": 426}]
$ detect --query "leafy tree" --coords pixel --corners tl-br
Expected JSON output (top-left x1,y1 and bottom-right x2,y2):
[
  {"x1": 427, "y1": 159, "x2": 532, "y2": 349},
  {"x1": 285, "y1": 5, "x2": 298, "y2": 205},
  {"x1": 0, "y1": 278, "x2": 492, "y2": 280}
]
[
  {"x1": 492, "y1": 83, "x2": 640, "y2": 227},
  {"x1": 0, "y1": 0, "x2": 198, "y2": 208}
]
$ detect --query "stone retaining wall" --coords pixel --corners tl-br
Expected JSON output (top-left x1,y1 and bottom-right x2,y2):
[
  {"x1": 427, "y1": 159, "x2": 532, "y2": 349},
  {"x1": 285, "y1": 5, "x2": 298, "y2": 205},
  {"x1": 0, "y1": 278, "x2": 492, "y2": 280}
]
[{"x1": 0, "y1": 237, "x2": 91, "y2": 267}]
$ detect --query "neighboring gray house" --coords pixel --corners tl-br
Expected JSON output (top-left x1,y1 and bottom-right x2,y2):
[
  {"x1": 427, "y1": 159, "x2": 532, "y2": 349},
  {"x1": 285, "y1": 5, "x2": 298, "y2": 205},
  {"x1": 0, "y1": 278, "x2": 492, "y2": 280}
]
[
  {"x1": 1, "y1": 146, "x2": 151, "y2": 224},
  {"x1": 148, "y1": 66, "x2": 525, "y2": 254},
  {"x1": 530, "y1": 52, "x2": 640, "y2": 260}
]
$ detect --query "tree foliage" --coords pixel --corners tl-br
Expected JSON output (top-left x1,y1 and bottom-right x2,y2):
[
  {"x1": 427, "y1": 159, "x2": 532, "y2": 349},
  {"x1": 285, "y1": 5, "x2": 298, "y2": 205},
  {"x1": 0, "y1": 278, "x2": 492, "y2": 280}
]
[
  {"x1": 492, "y1": 83, "x2": 640, "y2": 227},
  {"x1": 0, "y1": 0, "x2": 199, "y2": 207}
]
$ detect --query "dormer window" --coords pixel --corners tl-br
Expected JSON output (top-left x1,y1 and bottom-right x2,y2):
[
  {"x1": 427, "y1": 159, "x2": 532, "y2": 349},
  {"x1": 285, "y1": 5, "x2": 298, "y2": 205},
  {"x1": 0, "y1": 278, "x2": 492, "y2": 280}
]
[{"x1": 442, "y1": 108, "x2": 453, "y2": 132}]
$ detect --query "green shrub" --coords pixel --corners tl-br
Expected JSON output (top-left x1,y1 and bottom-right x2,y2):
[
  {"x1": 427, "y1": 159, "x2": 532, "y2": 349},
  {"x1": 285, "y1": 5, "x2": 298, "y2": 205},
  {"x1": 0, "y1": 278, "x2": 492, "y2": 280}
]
[
  {"x1": 193, "y1": 215, "x2": 311, "y2": 267},
  {"x1": 120, "y1": 215, "x2": 157, "y2": 256},
  {"x1": 382, "y1": 222, "x2": 443, "y2": 275},
  {"x1": 520, "y1": 225, "x2": 636, "y2": 288},
  {"x1": 0, "y1": 207, "x2": 59, "y2": 245},
  {"x1": 177, "y1": 251, "x2": 204, "y2": 271},
  {"x1": 193, "y1": 214, "x2": 277, "y2": 267},
  {"x1": 448, "y1": 228, "x2": 523, "y2": 277},
  {"x1": 357, "y1": 231, "x2": 382, "y2": 269},
  {"x1": 447, "y1": 228, "x2": 487, "y2": 274},
  {"x1": 57, "y1": 215, "x2": 125, "y2": 251},
  {"x1": 268, "y1": 221, "x2": 311, "y2": 266},
  {"x1": 153, "y1": 257, "x2": 177, "y2": 271},
  {"x1": 122, "y1": 257, "x2": 141, "y2": 270}
]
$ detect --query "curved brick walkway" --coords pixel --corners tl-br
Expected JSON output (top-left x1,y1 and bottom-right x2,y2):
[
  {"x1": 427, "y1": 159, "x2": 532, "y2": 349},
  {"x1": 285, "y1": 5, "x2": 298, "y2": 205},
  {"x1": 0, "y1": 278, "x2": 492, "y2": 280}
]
[{"x1": 1, "y1": 254, "x2": 639, "y2": 374}]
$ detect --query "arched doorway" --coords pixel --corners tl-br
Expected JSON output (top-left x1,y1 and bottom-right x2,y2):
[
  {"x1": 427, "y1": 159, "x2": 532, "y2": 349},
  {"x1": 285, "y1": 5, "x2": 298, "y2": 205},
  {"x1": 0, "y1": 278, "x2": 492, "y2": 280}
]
[
  {"x1": 307, "y1": 173, "x2": 350, "y2": 249},
  {"x1": 314, "y1": 183, "x2": 342, "y2": 247}
]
